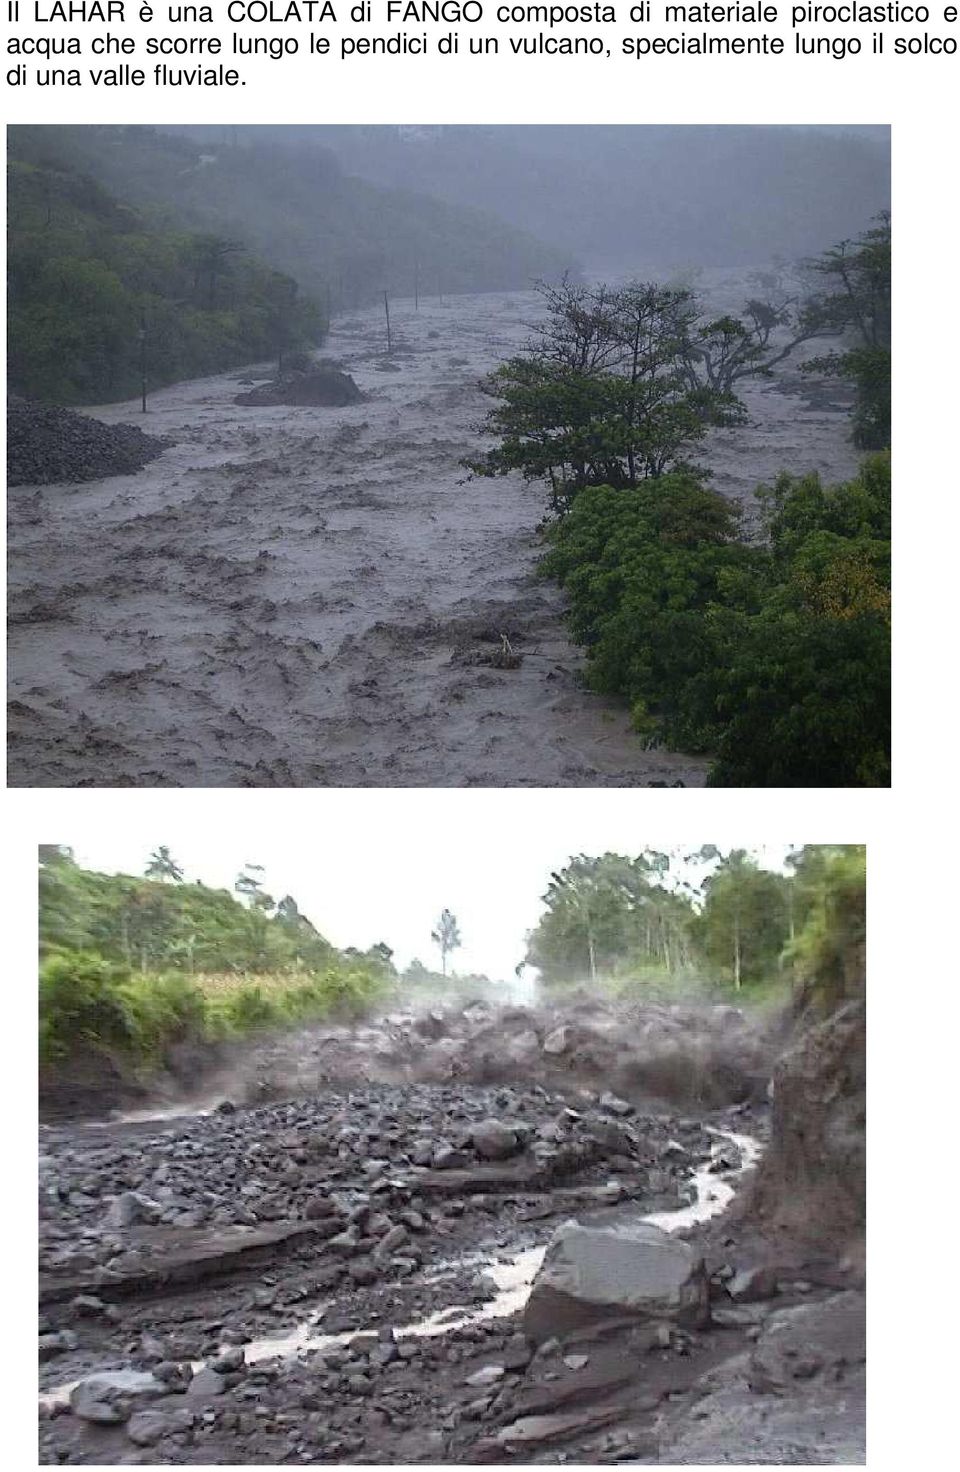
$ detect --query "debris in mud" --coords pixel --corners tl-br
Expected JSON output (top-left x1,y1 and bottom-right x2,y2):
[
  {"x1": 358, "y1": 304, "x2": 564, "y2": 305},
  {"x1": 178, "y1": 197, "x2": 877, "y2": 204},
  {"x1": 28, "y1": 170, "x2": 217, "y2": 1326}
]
[
  {"x1": 234, "y1": 365, "x2": 362, "y2": 408},
  {"x1": 6, "y1": 397, "x2": 169, "y2": 487}
]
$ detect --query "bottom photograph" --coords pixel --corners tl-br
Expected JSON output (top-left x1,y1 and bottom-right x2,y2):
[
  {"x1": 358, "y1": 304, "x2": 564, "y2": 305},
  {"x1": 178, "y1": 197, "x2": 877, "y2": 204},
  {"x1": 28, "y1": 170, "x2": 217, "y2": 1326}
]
[{"x1": 37, "y1": 828, "x2": 866, "y2": 1465}]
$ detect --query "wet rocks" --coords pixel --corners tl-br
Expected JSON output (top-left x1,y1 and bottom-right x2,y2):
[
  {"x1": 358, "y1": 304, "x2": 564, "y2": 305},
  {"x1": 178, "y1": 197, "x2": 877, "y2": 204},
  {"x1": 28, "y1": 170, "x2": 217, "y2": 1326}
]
[
  {"x1": 747, "y1": 1291, "x2": 865, "y2": 1396},
  {"x1": 70, "y1": 1369, "x2": 166, "y2": 1424},
  {"x1": 728, "y1": 1264, "x2": 780, "y2": 1302},
  {"x1": 234, "y1": 366, "x2": 362, "y2": 408},
  {"x1": 471, "y1": 1118, "x2": 521, "y2": 1160},
  {"x1": 126, "y1": 1407, "x2": 196, "y2": 1446},
  {"x1": 524, "y1": 1219, "x2": 710, "y2": 1342},
  {"x1": 7, "y1": 397, "x2": 169, "y2": 486}
]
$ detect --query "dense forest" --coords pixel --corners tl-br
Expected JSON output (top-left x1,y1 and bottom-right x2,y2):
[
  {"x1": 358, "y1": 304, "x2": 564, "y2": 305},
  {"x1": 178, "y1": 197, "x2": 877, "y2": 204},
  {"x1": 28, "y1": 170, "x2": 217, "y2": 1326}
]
[
  {"x1": 472, "y1": 217, "x2": 891, "y2": 786},
  {"x1": 8, "y1": 143, "x2": 325, "y2": 405},
  {"x1": 38, "y1": 845, "x2": 392, "y2": 1070},
  {"x1": 9, "y1": 128, "x2": 571, "y2": 368},
  {"x1": 526, "y1": 844, "x2": 864, "y2": 998}
]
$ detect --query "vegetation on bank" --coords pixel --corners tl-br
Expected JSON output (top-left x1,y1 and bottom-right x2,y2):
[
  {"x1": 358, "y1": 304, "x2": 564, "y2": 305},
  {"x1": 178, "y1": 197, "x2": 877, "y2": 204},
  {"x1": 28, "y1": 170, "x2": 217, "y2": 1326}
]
[
  {"x1": 471, "y1": 219, "x2": 890, "y2": 787},
  {"x1": 38, "y1": 846, "x2": 393, "y2": 1073},
  {"x1": 10, "y1": 125, "x2": 572, "y2": 351},
  {"x1": 526, "y1": 845, "x2": 865, "y2": 1002},
  {"x1": 542, "y1": 455, "x2": 890, "y2": 786},
  {"x1": 8, "y1": 144, "x2": 324, "y2": 405},
  {"x1": 40, "y1": 844, "x2": 865, "y2": 1083}
]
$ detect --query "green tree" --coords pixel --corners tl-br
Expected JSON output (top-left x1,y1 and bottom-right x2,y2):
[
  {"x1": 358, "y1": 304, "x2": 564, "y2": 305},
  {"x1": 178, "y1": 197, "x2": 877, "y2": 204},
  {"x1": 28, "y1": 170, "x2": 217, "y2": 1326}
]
[
  {"x1": 468, "y1": 279, "x2": 738, "y2": 510},
  {"x1": 431, "y1": 909, "x2": 462, "y2": 978},
  {"x1": 144, "y1": 846, "x2": 184, "y2": 883},
  {"x1": 785, "y1": 846, "x2": 866, "y2": 1014},
  {"x1": 695, "y1": 852, "x2": 789, "y2": 989},
  {"x1": 527, "y1": 852, "x2": 696, "y2": 987},
  {"x1": 802, "y1": 214, "x2": 891, "y2": 449}
]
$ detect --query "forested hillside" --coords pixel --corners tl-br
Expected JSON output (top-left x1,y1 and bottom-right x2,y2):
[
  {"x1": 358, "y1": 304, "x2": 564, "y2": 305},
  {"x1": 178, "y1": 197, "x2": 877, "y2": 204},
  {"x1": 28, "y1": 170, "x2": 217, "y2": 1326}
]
[
  {"x1": 256, "y1": 124, "x2": 890, "y2": 271},
  {"x1": 38, "y1": 846, "x2": 394, "y2": 1075},
  {"x1": 11, "y1": 126, "x2": 573, "y2": 326},
  {"x1": 8, "y1": 141, "x2": 324, "y2": 405}
]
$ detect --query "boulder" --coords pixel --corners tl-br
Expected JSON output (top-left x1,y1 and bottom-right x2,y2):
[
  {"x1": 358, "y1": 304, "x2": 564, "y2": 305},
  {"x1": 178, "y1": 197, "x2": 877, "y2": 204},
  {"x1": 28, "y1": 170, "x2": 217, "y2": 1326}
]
[
  {"x1": 524, "y1": 1218, "x2": 709, "y2": 1341},
  {"x1": 70, "y1": 1370, "x2": 166, "y2": 1424},
  {"x1": 126, "y1": 1408, "x2": 195, "y2": 1446},
  {"x1": 542, "y1": 1025, "x2": 572, "y2": 1056},
  {"x1": 471, "y1": 1118, "x2": 520, "y2": 1161},
  {"x1": 728, "y1": 1265, "x2": 780, "y2": 1302},
  {"x1": 234, "y1": 366, "x2": 362, "y2": 408}
]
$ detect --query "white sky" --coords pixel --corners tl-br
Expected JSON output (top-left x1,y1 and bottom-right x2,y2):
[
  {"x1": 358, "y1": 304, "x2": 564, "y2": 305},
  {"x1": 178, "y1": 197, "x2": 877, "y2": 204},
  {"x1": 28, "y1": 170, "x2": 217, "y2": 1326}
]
[{"x1": 60, "y1": 792, "x2": 793, "y2": 982}]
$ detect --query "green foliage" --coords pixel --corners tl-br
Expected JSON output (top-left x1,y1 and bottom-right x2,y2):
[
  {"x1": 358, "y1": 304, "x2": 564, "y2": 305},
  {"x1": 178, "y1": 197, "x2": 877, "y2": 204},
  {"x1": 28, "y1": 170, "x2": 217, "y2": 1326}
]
[
  {"x1": 38, "y1": 850, "x2": 393, "y2": 1076},
  {"x1": 8, "y1": 146, "x2": 324, "y2": 405},
  {"x1": 803, "y1": 214, "x2": 891, "y2": 449},
  {"x1": 469, "y1": 281, "x2": 744, "y2": 507},
  {"x1": 541, "y1": 456, "x2": 890, "y2": 786},
  {"x1": 527, "y1": 851, "x2": 699, "y2": 987},
  {"x1": 40, "y1": 952, "x2": 135, "y2": 1066},
  {"x1": 10, "y1": 125, "x2": 570, "y2": 321},
  {"x1": 527, "y1": 844, "x2": 864, "y2": 1000},
  {"x1": 693, "y1": 852, "x2": 789, "y2": 988},
  {"x1": 785, "y1": 847, "x2": 866, "y2": 1014}
]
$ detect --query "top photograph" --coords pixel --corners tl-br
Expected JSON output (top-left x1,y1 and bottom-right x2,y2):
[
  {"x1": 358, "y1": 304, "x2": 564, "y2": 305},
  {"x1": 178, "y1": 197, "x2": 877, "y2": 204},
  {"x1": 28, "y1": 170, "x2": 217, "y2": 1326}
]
[{"x1": 7, "y1": 124, "x2": 891, "y2": 789}]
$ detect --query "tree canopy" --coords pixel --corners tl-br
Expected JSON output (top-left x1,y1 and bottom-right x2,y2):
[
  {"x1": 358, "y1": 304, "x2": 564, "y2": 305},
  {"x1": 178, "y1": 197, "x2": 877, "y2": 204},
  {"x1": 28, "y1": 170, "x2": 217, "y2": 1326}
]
[{"x1": 526, "y1": 846, "x2": 859, "y2": 995}]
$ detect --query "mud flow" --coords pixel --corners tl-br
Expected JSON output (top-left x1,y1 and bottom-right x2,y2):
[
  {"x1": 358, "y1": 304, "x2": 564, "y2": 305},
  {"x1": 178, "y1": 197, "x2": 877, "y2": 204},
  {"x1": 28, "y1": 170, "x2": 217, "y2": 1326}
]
[
  {"x1": 38, "y1": 998, "x2": 865, "y2": 1464},
  {"x1": 9, "y1": 272, "x2": 859, "y2": 787}
]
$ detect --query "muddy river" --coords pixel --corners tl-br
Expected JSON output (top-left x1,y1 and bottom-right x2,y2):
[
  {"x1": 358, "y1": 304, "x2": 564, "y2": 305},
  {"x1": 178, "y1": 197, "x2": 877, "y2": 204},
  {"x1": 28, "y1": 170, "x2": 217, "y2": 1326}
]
[{"x1": 9, "y1": 274, "x2": 859, "y2": 787}]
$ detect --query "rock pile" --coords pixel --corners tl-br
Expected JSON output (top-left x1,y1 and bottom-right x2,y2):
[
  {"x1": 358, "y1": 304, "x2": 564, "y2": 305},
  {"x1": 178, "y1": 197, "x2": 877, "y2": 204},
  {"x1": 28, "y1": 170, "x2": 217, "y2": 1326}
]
[
  {"x1": 218, "y1": 993, "x2": 776, "y2": 1114},
  {"x1": 7, "y1": 398, "x2": 168, "y2": 486},
  {"x1": 234, "y1": 364, "x2": 362, "y2": 408}
]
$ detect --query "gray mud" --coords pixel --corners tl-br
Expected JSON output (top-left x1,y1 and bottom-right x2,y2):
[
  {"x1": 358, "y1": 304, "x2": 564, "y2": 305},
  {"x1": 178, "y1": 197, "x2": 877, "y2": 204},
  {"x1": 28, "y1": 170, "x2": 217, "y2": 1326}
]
[{"x1": 9, "y1": 274, "x2": 860, "y2": 788}]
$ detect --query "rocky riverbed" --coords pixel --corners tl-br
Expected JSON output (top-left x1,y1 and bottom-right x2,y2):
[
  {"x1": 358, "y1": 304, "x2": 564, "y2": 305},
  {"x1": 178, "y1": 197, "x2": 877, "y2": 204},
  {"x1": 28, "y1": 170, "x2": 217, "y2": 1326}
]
[{"x1": 38, "y1": 1000, "x2": 865, "y2": 1464}]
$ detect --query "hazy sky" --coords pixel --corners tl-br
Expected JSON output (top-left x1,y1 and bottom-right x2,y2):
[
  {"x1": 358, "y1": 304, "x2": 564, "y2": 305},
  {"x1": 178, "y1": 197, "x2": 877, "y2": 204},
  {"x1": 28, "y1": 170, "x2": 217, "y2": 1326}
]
[{"x1": 61, "y1": 795, "x2": 793, "y2": 982}]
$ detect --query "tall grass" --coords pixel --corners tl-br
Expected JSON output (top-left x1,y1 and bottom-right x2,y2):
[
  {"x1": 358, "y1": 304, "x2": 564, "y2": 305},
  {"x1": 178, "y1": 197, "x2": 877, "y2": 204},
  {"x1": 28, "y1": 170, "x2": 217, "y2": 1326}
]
[{"x1": 39, "y1": 954, "x2": 390, "y2": 1073}]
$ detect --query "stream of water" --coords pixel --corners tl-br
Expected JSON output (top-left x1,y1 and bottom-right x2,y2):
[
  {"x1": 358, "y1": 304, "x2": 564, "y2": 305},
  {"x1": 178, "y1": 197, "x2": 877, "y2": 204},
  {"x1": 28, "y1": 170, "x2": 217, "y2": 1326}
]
[{"x1": 41, "y1": 1126, "x2": 762, "y2": 1407}]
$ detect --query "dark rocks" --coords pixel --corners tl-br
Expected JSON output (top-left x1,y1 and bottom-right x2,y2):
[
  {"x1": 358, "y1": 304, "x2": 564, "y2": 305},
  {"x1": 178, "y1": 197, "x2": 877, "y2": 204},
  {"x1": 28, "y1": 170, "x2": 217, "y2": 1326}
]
[
  {"x1": 471, "y1": 1119, "x2": 521, "y2": 1161},
  {"x1": 753, "y1": 1000, "x2": 865, "y2": 1243},
  {"x1": 234, "y1": 366, "x2": 362, "y2": 408},
  {"x1": 39, "y1": 1329, "x2": 77, "y2": 1361},
  {"x1": 747, "y1": 1292, "x2": 864, "y2": 1396},
  {"x1": 7, "y1": 398, "x2": 168, "y2": 486},
  {"x1": 126, "y1": 1407, "x2": 195, "y2": 1446},
  {"x1": 70, "y1": 1369, "x2": 166, "y2": 1424},
  {"x1": 524, "y1": 1220, "x2": 710, "y2": 1342},
  {"x1": 187, "y1": 1367, "x2": 227, "y2": 1399},
  {"x1": 728, "y1": 1265, "x2": 780, "y2": 1302},
  {"x1": 103, "y1": 1189, "x2": 163, "y2": 1229}
]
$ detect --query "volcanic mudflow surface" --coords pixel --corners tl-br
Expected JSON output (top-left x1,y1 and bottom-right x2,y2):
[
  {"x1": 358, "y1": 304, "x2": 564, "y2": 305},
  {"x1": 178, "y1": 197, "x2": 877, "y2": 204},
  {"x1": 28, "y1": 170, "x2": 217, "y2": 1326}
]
[
  {"x1": 38, "y1": 999, "x2": 866, "y2": 1464},
  {"x1": 10, "y1": 273, "x2": 860, "y2": 789}
]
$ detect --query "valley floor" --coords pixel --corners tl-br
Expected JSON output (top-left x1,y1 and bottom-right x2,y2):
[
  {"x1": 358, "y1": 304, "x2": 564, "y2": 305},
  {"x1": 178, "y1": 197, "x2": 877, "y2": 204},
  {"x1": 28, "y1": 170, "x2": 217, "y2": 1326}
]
[{"x1": 9, "y1": 279, "x2": 858, "y2": 787}]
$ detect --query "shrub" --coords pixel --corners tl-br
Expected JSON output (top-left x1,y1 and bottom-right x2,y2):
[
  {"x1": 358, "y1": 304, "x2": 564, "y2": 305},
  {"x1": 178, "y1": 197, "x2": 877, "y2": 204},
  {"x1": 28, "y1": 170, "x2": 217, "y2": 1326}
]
[
  {"x1": 540, "y1": 457, "x2": 890, "y2": 785},
  {"x1": 39, "y1": 952, "x2": 134, "y2": 1065}
]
